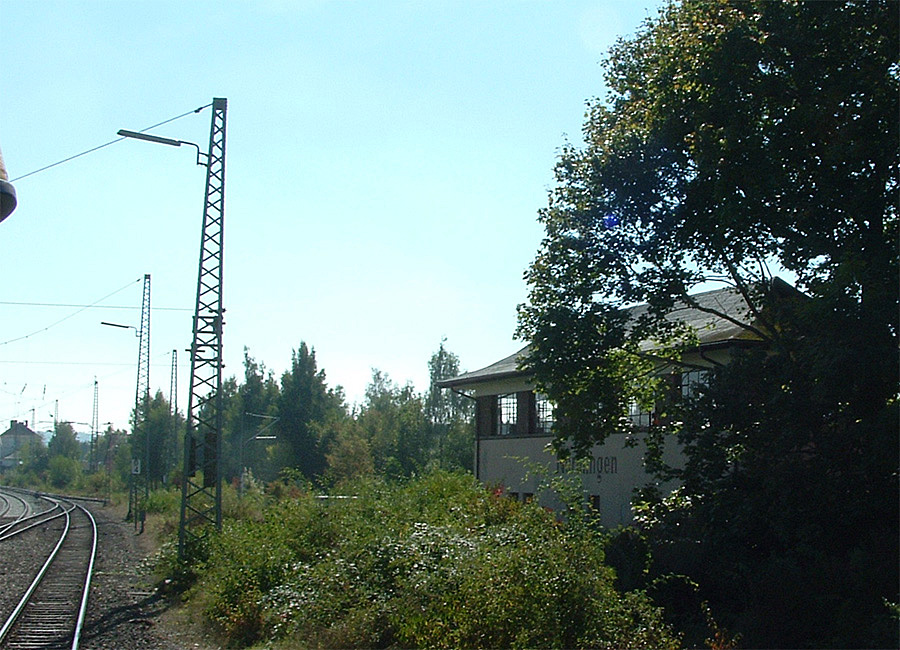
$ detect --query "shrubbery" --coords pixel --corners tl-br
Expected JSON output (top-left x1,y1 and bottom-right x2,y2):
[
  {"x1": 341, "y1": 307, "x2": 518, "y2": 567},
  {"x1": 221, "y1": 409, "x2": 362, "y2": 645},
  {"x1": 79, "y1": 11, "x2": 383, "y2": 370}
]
[{"x1": 161, "y1": 471, "x2": 678, "y2": 649}]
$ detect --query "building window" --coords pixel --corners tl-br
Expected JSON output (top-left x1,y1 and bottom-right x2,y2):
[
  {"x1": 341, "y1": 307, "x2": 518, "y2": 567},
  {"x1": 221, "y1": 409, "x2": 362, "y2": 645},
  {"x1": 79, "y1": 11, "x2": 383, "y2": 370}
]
[
  {"x1": 535, "y1": 394, "x2": 554, "y2": 435},
  {"x1": 497, "y1": 394, "x2": 517, "y2": 435},
  {"x1": 681, "y1": 369, "x2": 709, "y2": 399},
  {"x1": 628, "y1": 399, "x2": 652, "y2": 429}
]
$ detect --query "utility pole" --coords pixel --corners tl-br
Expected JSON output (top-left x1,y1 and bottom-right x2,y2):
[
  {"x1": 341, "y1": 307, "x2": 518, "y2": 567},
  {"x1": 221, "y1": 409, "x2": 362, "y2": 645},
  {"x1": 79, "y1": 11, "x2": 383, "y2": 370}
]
[
  {"x1": 118, "y1": 99, "x2": 227, "y2": 557},
  {"x1": 128, "y1": 273, "x2": 151, "y2": 531},
  {"x1": 90, "y1": 378, "x2": 99, "y2": 472},
  {"x1": 169, "y1": 349, "x2": 178, "y2": 415},
  {"x1": 179, "y1": 98, "x2": 227, "y2": 559},
  {"x1": 169, "y1": 349, "x2": 178, "y2": 479}
]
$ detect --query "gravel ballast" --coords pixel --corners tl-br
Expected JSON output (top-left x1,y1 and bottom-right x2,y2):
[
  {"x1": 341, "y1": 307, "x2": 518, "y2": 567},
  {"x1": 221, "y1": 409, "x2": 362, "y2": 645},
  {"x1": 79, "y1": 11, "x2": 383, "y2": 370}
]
[{"x1": 77, "y1": 502, "x2": 222, "y2": 650}]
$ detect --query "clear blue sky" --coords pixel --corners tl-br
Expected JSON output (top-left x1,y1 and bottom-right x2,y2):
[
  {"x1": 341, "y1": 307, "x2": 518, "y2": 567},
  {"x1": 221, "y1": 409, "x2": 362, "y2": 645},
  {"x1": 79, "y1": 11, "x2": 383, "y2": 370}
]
[{"x1": 1, "y1": 0, "x2": 662, "y2": 435}]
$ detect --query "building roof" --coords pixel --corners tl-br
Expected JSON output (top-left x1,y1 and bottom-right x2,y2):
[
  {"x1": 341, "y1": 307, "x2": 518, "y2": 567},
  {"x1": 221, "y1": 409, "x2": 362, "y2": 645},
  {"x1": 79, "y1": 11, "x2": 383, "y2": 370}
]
[
  {"x1": 1, "y1": 420, "x2": 40, "y2": 439},
  {"x1": 439, "y1": 283, "x2": 774, "y2": 390},
  {"x1": 438, "y1": 346, "x2": 532, "y2": 389},
  {"x1": 0, "y1": 420, "x2": 41, "y2": 465}
]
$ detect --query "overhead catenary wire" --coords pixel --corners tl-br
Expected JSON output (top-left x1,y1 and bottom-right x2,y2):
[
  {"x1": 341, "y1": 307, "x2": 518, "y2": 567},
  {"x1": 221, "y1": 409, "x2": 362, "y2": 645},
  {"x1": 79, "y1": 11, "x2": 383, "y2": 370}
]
[
  {"x1": 10, "y1": 103, "x2": 212, "y2": 183},
  {"x1": 0, "y1": 278, "x2": 142, "y2": 347},
  {"x1": 0, "y1": 301, "x2": 189, "y2": 311},
  {"x1": 1, "y1": 351, "x2": 187, "y2": 426}
]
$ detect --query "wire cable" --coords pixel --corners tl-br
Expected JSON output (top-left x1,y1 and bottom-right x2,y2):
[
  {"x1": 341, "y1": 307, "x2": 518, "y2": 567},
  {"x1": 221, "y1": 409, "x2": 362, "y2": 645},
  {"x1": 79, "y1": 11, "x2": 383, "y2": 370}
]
[
  {"x1": 0, "y1": 278, "x2": 142, "y2": 347},
  {"x1": 0, "y1": 301, "x2": 189, "y2": 312},
  {"x1": 10, "y1": 103, "x2": 212, "y2": 183}
]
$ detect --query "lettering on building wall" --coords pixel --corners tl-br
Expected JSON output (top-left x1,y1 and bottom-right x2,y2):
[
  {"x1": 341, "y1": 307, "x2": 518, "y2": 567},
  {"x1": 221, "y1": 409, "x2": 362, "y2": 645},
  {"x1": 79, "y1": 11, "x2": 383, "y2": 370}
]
[{"x1": 556, "y1": 455, "x2": 618, "y2": 481}]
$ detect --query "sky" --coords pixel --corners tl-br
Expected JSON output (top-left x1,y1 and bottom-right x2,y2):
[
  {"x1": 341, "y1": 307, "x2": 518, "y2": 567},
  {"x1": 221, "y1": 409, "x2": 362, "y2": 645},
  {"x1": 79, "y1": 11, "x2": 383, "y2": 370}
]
[{"x1": 1, "y1": 0, "x2": 662, "y2": 438}]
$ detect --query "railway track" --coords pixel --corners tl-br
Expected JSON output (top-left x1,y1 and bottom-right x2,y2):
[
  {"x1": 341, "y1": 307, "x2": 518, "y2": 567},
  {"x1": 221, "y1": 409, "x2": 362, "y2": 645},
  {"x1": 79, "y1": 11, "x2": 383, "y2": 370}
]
[
  {"x1": 0, "y1": 490, "x2": 59, "y2": 540},
  {"x1": 0, "y1": 489, "x2": 98, "y2": 649}
]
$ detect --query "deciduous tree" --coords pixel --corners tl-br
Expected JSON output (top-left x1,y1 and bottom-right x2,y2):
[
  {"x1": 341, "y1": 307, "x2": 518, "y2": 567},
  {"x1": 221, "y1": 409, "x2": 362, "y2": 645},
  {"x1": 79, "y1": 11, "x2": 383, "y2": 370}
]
[
  {"x1": 48, "y1": 421, "x2": 80, "y2": 460},
  {"x1": 425, "y1": 339, "x2": 474, "y2": 471},
  {"x1": 359, "y1": 369, "x2": 429, "y2": 478},
  {"x1": 517, "y1": 1, "x2": 898, "y2": 646},
  {"x1": 277, "y1": 343, "x2": 345, "y2": 480}
]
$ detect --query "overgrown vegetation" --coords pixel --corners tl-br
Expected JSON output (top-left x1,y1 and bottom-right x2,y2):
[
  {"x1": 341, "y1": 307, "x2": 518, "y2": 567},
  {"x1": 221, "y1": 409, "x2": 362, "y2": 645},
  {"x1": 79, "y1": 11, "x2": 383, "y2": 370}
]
[
  {"x1": 153, "y1": 471, "x2": 679, "y2": 649},
  {"x1": 1, "y1": 420, "x2": 130, "y2": 500},
  {"x1": 2, "y1": 340, "x2": 473, "y2": 501}
]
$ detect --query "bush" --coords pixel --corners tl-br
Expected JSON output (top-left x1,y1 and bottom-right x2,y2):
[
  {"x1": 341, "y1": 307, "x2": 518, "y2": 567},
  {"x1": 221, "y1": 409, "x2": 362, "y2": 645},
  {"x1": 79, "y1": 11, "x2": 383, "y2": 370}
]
[
  {"x1": 604, "y1": 526, "x2": 652, "y2": 592},
  {"x1": 48, "y1": 455, "x2": 80, "y2": 488},
  {"x1": 177, "y1": 470, "x2": 678, "y2": 648},
  {"x1": 144, "y1": 488, "x2": 180, "y2": 514},
  {"x1": 82, "y1": 469, "x2": 112, "y2": 498}
]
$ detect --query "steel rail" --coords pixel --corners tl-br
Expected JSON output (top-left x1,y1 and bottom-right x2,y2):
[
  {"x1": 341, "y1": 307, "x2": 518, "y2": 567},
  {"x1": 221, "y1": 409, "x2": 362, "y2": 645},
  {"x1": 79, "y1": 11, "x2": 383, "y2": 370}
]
[
  {"x1": 0, "y1": 487, "x2": 40, "y2": 535},
  {"x1": 0, "y1": 497, "x2": 65, "y2": 541},
  {"x1": 71, "y1": 504, "x2": 98, "y2": 650},
  {"x1": 0, "y1": 486, "x2": 55, "y2": 528},
  {"x1": 0, "y1": 498, "x2": 73, "y2": 644},
  {"x1": 0, "y1": 496, "x2": 99, "y2": 649}
]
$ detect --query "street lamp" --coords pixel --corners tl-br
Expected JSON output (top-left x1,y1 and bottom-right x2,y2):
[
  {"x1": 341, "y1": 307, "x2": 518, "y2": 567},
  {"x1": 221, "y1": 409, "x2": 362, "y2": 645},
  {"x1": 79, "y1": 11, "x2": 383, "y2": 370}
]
[
  {"x1": 116, "y1": 130, "x2": 207, "y2": 166},
  {"x1": 240, "y1": 412, "x2": 278, "y2": 497},
  {"x1": 101, "y1": 321, "x2": 138, "y2": 335}
]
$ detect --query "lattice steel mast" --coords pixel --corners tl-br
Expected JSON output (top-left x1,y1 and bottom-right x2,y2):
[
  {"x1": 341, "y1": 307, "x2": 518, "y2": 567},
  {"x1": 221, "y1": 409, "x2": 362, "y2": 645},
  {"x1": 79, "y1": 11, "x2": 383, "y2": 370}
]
[
  {"x1": 129, "y1": 273, "x2": 151, "y2": 528},
  {"x1": 169, "y1": 349, "x2": 178, "y2": 476},
  {"x1": 90, "y1": 378, "x2": 99, "y2": 473},
  {"x1": 169, "y1": 349, "x2": 178, "y2": 415},
  {"x1": 179, "y1": 98, "x2": 227, "y2": 558}
]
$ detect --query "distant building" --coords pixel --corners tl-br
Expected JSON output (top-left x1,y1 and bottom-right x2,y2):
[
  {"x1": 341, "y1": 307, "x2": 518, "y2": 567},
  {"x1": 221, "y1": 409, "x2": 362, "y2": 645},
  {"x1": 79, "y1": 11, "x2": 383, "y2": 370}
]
[
  {"x1": 0, "y1": 420, "x2": 42, "y2": 471},
  {"x1": 439, "y1": 283, "x2": 785, "y2": 527}
]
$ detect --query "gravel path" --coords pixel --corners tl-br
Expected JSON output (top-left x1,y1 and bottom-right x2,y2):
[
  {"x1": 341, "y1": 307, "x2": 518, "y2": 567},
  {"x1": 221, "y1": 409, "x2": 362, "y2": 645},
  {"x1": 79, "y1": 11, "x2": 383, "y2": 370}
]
[{"x1": 77, "y1": 502, "x2": 223, "y2": 650}]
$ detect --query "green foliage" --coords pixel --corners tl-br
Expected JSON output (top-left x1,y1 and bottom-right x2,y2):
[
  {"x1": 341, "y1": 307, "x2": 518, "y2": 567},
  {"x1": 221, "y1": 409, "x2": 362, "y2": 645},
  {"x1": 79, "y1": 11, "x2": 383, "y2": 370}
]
[
  {"x1": 517, "y1": 0, "x2": 899, "y2": 647},
  {"x1": 109, "y1": 432, "x2": 133, "y2": 487},
  {"x1": 323, "y1": 418, "x2": 375, "y2": 486},
  {"x1": 17, "y1": 437, "x2": 48, "y2": 475},
  {"x1": 200, "y1": 513, "x2": 309, "y2": 644},
  {"x1": 222, "y1": 349, "x2": 282, "y2": 484},
  {"x1": 603, "y1": 526, "x2": 652, "y2": 592},
  {"x1": 81, "y1": 467, "x2": 112, "y2": 497},
  {"x1": 209, "y1": 340, "x2": 474, "y2": 491},
  {"x1": 357, "y1": 370, "x2": 430, "y2": 478},
  {"x1": 128, "y1": 390, "x2": 181, "y2": 490},
  {"x1": 143, "y1": 487, "x2": 180, "y2": 514},
  {"x1": 140, "y1": 390, "x2": 184, "y2": 487},
  {"x1": 425, "y1": 339, "x2": 475, "y2": 471},
  {"x1": 177, "y1": 471, "x2": 677, "y2": 648},
  {"x1": 154, "y1": 532, "x2": 212, "y2": 596},
  {"x1": 47, "y1": 454, "x2": 80, "y2": 488},
  {"x1": 277, "y1": 342, "x2": 346, "y2": 480},
  {"x1": 48, "y1": 421, "x2": 80, "y2": 460},
  {"x1": 391, "y1": 517, "x2": 672, "y2": 650}
]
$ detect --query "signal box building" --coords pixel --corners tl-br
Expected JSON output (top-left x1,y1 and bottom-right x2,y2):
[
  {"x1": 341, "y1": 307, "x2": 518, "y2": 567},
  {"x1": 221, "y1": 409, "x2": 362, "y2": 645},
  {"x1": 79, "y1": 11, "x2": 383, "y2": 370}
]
[
  {"x1": 0, "y1": 420, "x2": 41, "y2": 471},
  {"x1": 439, "y1": 285, "x2": 773, "y2": 527}
]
